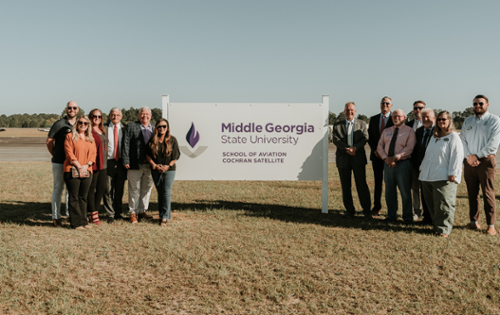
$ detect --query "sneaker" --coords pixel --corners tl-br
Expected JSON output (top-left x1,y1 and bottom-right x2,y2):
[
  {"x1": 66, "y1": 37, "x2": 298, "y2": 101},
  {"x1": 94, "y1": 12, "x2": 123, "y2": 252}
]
[{"x1": 130, "y1": 213, "x2": 138, "y2": 224}]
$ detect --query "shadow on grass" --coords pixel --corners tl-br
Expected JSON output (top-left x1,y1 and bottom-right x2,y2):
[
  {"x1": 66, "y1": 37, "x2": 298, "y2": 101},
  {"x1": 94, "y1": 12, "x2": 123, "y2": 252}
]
[
  {"x1": 170, "y1": 200, "x2": 434, "y2": 235},
  {"x1": 1, "y1": 200, "x2": 434, "y2": 234}
]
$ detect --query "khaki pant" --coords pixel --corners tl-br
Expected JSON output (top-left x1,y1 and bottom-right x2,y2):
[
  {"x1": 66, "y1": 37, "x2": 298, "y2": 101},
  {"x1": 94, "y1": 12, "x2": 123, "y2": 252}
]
[
  {"x1": 422, "y1": 180, "x2": 457, "y2": 235},
  {"x1": 464, "y1": 156, "x2": 497, "y2": 225},
  {"x1": 127, "y1": 164, "x2": 154, "y2": 215}
]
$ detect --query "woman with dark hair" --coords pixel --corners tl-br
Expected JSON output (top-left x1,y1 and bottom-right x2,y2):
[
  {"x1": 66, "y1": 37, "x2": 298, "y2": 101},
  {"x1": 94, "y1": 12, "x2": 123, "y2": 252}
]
[
  {"x1": 419, "y1": 111, "x2": 464, "y2": 237},
  {"x1": 86, "y1": 109, "x2": 108, "y2": 225},
  {"x1": 146, "y1": 119, "x2": 180, "y2": 227},
  {"x1": 64, "y1": 115, "x2": 96, "y2": 230}
]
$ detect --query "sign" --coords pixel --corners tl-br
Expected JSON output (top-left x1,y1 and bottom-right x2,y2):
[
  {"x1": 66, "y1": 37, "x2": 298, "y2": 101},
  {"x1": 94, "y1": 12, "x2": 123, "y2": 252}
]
[{"x1": 163, "y1": 95, "x2": 330, "y2": 212}]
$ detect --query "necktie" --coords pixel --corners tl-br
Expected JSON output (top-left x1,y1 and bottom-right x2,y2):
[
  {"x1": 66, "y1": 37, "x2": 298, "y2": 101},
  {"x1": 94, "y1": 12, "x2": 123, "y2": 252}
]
[
  {"x1": 380, "y1": 114, "x2": 386, "y2": 134},
  {"x1": 422, "y1": 129, "x2": 430, "y2": 148},
  {"x1": 114, "y1": 125, "x2": 119, "y2": 161},
  {"x1": 388, "y1": 127, "x2": 399, "y2": 157},
  {"x1": 347, "y1": 122, "x2": 353, "y2": 147}
]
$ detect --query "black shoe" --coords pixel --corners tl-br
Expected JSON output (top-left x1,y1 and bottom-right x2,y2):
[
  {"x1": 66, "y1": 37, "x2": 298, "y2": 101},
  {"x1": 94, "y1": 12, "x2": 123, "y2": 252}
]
[
  {"x1": 371, "y1": 208, "x2": 381, "y2": 215},
  {"x1": 107, "y1": 217, "x2": 115, "y2": 224},
  {"x1": 402, "y1": 220, "x2": 414, "y2": 226},
  {"x1": 114, "y1": 214, "x2": 127, "y2": 220},
  {"x1": 364, "y1": 214, "x2": 373, "y2": 220},
  {"x1": 342, "y1": 212, "x2": 355, "y2": 218},
  {"x1": 382, "y1": 217, "x2": 397, "y2": 223}
]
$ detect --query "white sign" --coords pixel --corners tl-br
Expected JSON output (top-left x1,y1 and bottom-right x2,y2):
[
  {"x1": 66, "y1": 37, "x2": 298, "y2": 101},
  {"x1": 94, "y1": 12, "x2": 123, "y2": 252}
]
[{"x1": 163, "y1": 95, "x2": 330, "y2": 212}]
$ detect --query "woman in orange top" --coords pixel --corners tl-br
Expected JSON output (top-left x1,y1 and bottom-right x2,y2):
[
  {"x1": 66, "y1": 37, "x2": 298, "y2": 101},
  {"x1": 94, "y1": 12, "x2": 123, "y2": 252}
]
[{"x1": 64, "y1": 115, "x2": 97, "y2": 230}]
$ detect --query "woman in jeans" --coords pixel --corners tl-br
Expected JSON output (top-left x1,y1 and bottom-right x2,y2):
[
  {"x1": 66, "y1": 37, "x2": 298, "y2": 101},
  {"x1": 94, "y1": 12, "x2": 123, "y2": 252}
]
[
  {"x1": 146, "y1": 119, "x2": 180, "y2": 227},
  {"x1": 86, "y1": 109, "x2": 108, "y2": 225},
  {"x1": 419, "y1": 111, "x2": 464, "y2": 237},
  {"x1": 64, "y1": 115, "x2": 97, "y2": 230}
]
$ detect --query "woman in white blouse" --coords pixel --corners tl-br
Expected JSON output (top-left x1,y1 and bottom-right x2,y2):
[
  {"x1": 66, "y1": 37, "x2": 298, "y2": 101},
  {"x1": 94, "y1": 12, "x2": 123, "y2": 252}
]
[{"x1": 419, "y1": 111, "x2": 464, "y2": 237}]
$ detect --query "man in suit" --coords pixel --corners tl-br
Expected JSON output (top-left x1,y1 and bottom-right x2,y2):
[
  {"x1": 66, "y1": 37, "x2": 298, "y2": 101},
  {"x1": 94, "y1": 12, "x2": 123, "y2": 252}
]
[
  {"x1": 332, "y1": 102, "x2": 372, "y2": 219},
  {"x1": 368, "y1": 96, "x2": 394, "y2": 215},
  {"x1": 103, "y1": 107, "x2": 128, "y2": 223},
  {"x1": 412, "y1": 108, "x2": 435, "y2": 225},
  {"x1": 406, "y1": 100, "x2": 426, "y2": 220},
  {"x1": 122, "y1": 107, "x2": 155, "y2": 223}
]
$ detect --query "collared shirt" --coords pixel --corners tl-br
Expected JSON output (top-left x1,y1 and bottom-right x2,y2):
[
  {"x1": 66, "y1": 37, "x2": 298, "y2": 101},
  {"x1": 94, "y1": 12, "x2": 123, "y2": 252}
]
[
  {"x1": 377, "y1": 124, "x2": 416, "y2": 161},
  {"x1": 378, "y1": 112, "x2": 391, "y2": 131},
  {"x1": 419, "y1": 132, "x2": 464, "y2": 183},
  {"x1": 461, "y1": 111, "x2": 500, "y2": 158},
  {"x1": 140, "y1": 123, "x2": 154, "y2": 145},
  {"x1": 412, "y1": 119, "x2": 423, "y2": 131},
  {"x1": 346, "y1": 119, "x2": 354, "y2": 146},
  {"x1": 107, "y1": 122, "x2": 123, "y2": 160}
]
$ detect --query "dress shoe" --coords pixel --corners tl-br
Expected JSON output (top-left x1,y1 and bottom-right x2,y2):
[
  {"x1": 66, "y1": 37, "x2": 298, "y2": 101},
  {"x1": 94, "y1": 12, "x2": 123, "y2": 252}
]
[
  {"x1": 160, "y1": 219, "x2": 168, "y2": 227},
  {"x1": 114, "y1": 214, "x2": 127, "y2": 220},
  {"x1": 130, "y1": 213, "x2": 138, "y2": 224},
  {"x1": 53, "y1": 219, "x2": 62, "y2": 227},
  {"x1": 487, "y1": 227, "x2": 497, "y2": 236},
  {"x1": 467, "y1": 222, "x2": 481, "y2": 230},
  {"x1": 107, "y1": 217, "x2": 115, "y2": 224},
  {"x1": 342, "y1": 212, "x2": 355, "y2": 218},
  {"x1": 402, "y1": 220, "x2": 414, "y2": 226},
  {"x1": 363, "y1": 214, "x2": 373, "y2": 220},
  {"x1": 382, "y1": 217, "x2": 397, "y2": 223},
  {"x1": 139, "y1": 212, "x2": 153, "y2": 220},
  {"x1": 371, "y1": 208, "x2": 381, "y2": 215}
]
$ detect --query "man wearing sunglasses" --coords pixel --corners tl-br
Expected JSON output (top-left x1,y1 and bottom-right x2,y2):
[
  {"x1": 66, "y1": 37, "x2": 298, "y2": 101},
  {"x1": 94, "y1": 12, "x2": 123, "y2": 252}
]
[
  {"x1": 406, "y1": 101, "x2": 426, "y2": 221},
  {"x1": 368, "y1": 96, "x2": 394, "y2": 215},
  {"x1": 46, "y1": 101, "x2": 79, "y2": 227},
  {"x1": 122, "y1": 107, "x2": 155, "y2": 223},
  {"x1": 461, "y1": 95, "x2": 500, "y2": 236}
]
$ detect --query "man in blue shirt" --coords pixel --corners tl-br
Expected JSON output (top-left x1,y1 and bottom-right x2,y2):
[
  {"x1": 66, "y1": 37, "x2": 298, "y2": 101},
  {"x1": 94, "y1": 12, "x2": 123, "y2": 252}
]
[{"x1": 461, "y1": 95, "x2": 500, "y2": 236}]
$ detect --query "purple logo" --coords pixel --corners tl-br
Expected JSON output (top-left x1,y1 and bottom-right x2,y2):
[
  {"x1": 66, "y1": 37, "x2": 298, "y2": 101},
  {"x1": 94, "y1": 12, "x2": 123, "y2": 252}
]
[{"x1": 186, "y1": 122, "x2": 200, "y2": 148}]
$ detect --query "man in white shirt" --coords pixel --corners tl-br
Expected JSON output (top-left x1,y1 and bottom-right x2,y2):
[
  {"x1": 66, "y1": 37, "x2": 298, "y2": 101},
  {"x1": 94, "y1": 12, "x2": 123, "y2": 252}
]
[
  {"x1": 406, "y1": 100, "x2": 426, "y2": 220},
  {"x1": 461, "y1": 95, "x2": 500, "y2": 236},
  {"x1": 103, "y1": 108, "x2": 127, "y2": 223}
]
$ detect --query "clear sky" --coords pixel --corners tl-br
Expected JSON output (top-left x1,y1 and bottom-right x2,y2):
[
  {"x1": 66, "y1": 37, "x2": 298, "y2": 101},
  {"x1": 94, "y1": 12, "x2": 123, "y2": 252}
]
[{"x1": 1, "y1": 0, "x2": 499, "y2": 117}]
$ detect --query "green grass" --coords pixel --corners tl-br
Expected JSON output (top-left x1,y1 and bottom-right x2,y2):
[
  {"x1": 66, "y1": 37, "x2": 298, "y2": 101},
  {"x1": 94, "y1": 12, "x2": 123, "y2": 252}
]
[{"x1": 1, "y1": 162, "x2": 500, "y2": 314}]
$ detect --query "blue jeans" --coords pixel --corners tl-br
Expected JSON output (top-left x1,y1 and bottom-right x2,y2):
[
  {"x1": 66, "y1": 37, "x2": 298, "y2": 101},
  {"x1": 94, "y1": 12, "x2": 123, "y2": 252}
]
[
  {"x1": 384, "y1": 159, "x2": 413, "y2": 221},
  {"x1": 153, "y1": 171, "x2": 176, "y2": 220},
  {"x1": 51, "y1": 163, "x2": 69, "y2": 219}
]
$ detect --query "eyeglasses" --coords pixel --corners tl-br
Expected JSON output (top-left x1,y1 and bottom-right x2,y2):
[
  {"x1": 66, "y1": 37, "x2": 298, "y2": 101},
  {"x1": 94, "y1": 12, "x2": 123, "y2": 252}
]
[
  {"x1": 437, "y1": 118, "x2": 448, "y2": 122},
  {"x1": 157, "y1": 125, "x2": 167, "y2": 129},
  {"x1": 67, "y1": 107, "x2": 78, "y2": 110},
  {"x1": 413, "y1": 107, "x2": 424, "y2": 110},
  {"x1": 473, "y1": 102, "x2": 485, "y2": 106},
  {"x1": 92, "y1": 115, "x2": 102, "y2": 119},
  {"x1": 381, "y1": 102, "x2": 391, "y2": 105},
  {"x1": 78, "y1": 121, "x2": 88, "y2": 126}
]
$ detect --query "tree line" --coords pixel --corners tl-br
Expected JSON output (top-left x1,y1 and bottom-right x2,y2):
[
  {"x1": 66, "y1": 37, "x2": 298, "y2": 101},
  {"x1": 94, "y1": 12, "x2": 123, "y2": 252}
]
[
  {"x1": 329, "y1": 107, "x2": 476, "y2": 129},
  {"x1": 0, "y1": 107, "x2": 164, "y2": 128}
]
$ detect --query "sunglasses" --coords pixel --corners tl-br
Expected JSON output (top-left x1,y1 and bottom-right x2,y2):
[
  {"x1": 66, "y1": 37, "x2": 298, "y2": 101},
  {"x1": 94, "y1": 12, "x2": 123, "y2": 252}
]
[
  {"x1": 157, "y1": 125, "x2": 168, "y2": 129},
  {"x1": 67, "y1": 107, "x2": 78, "y2": 110},
  {"x1": 437, "y1": 118, "x2": 448, "y2": 122},
  {"x1": 413, "y1": 107, "x2": 424, "y2": 110},
  {"x1": 92, "y1": 115, "x2": 102, "y2": 119},
  {"x1": 381, "y1": 102, "x2": 391, "y2": 105},
  {"x1": 78, "y1": 121, "x2": 88, "y2": 126},
  {"x1": 473, "y1": 102, "x2": 485, "y2": 106}
]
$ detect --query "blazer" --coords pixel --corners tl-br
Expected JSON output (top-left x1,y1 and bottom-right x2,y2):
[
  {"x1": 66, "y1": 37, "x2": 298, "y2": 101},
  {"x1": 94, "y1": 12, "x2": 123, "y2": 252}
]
[
  {"x1": 368, "y1": 113, "x2": 394, "y2": 161},
  {"x1": 405, "y1": 119, "x2": 414, "y2": 128},
  {"x1": 412, "y1": 125, "x2": 434, "y2": 169},
  {"x1": 122, "y1": 121, "x2": 150, "y2": 169},
  {"x1": 104, "y1": 122, "x2": 126, "y2": 160},
  {"x1": 331, "y1": 119, "x2": 368, "y2": 169}
]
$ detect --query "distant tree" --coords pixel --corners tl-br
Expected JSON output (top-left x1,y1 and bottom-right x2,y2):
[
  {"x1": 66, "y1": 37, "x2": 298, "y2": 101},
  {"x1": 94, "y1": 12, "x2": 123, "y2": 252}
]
[
  {"x1": 151, "y1": 108, "x2": 162, "y2": 125},
  {"x1": 328, "y1": 111, "x2": 337, "y2": 125},
  {"x1": 337, "y1": 111, "x2": 346, "y2": 121},
  {"x1": 357, "y1": 114, "x2": 369, "y2": 123}
]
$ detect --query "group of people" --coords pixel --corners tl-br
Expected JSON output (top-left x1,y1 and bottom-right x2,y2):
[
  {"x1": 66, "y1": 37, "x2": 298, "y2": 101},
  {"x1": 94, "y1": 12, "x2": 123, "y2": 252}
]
[
  {"x1": 332, "y1": 95, "x2": 500, "y2": 237},
  {"x1": 46, "y1": 102, "x2": 180, "y2": 230}
]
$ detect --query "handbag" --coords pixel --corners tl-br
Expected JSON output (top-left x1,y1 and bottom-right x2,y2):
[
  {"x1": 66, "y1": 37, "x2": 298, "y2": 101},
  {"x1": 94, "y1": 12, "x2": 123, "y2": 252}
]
[{"x1": 71, "y1": 166, "x2": 90, "y2": 178}]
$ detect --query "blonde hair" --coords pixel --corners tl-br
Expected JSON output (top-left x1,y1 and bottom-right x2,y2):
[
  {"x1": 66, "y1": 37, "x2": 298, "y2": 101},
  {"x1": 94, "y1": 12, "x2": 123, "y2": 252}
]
[
  {"x1": 72, "y1": 115, "x2": 94, "y2": 143},
  {"x1": 433, "y1": 111, "x2": 456, "y2": 138}
]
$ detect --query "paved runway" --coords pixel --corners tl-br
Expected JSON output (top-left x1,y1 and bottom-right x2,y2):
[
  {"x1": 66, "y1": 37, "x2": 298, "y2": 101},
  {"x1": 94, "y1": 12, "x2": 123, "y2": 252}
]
[{"x1": 1, "y1": 137, "x2": 500, "y2": 167}]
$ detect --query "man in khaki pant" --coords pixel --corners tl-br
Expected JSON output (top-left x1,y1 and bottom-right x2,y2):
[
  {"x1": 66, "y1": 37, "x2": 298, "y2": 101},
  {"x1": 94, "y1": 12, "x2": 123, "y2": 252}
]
[{"x1": 461, "y1": 95, "x2": 500, "y2": 236}]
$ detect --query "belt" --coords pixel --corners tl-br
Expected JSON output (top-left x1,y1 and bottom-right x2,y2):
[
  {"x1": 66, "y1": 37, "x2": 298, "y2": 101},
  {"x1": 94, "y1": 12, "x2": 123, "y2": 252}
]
[{"x1": 479, "y1": 155, "x2": 495, "y2": 160}]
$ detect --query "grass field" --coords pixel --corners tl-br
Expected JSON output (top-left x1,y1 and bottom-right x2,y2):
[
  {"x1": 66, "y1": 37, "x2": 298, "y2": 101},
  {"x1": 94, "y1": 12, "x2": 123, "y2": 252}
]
[
  {"x1": 0, "y1": 128, "x2": 48, "y2": 138},
  {"x1": 1, "y1": 161, "x2": 500, "y2": 314}
]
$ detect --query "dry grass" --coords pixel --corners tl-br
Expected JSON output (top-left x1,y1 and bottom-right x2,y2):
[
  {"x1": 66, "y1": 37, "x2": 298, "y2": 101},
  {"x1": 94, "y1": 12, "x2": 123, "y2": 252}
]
[
  {"x1": 1, "y1": 161, "x2": 500, "y2": 314},
  {"x1": 0, "y1": 128, "x2": 48, "y2": 138}
]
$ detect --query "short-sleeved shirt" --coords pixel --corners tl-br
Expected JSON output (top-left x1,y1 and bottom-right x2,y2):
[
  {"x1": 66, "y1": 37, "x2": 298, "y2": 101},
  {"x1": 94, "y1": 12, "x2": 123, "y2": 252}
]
[{"x1": 48, "y1": 117, "x2": 74, "y2": 164}]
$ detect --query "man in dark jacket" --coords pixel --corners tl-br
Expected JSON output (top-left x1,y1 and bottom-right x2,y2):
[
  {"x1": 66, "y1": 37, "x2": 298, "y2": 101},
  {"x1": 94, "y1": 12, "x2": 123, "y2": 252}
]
[
  {"x1": 122, "y1": 107, "x2": 155, "y2": 223},
  {"x1": 367, "y1": 97, "x2": 394, "y2": 215}
]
